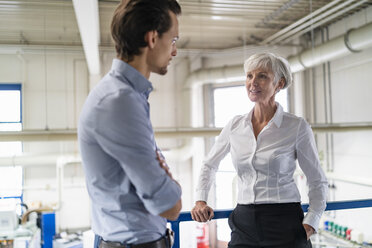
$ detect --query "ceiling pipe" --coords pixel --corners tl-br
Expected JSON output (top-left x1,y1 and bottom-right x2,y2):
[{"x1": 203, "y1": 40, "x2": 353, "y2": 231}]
[
  {"x1": 0, "y1": 130, "x2": 77, "y2": 142},
  {"x1": 55, "y1": 155, "x2": 81, "y2": 214},
  {"x1": 185, "y1": 65, "x2": 244, "y2": 88},
  {"x1": 263, "y1": 0, "x2": 368, "y2": 45},
  {"x1": 0, "y1": 128, "x2": 223, "y2": 142},
  {"x1": 0, "y1": 153, "x2": 70, "y2": 167},
  {"x1": 288, "y1": 21, "x2": 372, "y2": 73},
  {"x1": 184, "y1": 22, "x2": 372, "y2": 87},
  {"x1": 162, "y1": 139, "x2": 194, "y2": 162},
  {"x1": 261, "y1": 0, "x2": 343, "y2": 44},
  {"x1": 2, "y1": 123, "x2": 372, "y2": 142},
  {"x1": 0, "y1": 153, "x2": 81, "y2": 167},
  {"x1": 280, "y1": 0, "x2": 369, "y2": 45}
]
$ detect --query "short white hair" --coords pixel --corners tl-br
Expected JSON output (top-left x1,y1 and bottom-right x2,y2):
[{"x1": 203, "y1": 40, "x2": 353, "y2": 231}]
[{"x1": 243, "y1": 52, "x2": 293, "y2": 89}]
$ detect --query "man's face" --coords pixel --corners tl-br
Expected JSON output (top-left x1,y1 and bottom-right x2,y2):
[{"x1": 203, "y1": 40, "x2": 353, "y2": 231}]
[{"x1": 148, "y1": 11, "x2": 179, "y2": 75}]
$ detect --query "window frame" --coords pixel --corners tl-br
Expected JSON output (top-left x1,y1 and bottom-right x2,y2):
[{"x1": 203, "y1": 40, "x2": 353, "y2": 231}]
[
  {"x1": 0, "y1": 83, "x2": 22, "y2": 124},
  {"x1": 0, "y1": 83, "x2": 23, "y2": 201}
]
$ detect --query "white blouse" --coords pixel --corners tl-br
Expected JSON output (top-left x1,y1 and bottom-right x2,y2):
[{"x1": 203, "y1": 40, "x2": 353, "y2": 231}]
[{"x1": 196, "y1": 103, "x2": 328, "y2": 231}]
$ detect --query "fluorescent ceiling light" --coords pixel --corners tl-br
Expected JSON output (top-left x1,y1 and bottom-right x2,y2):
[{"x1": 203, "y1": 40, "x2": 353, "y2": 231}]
[{"x1": 211, "y1": 15, "x2": 223, "y2": 20}]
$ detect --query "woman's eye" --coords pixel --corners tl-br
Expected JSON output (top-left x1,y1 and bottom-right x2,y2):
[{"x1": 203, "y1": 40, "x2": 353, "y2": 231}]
[{"x1": 247, "y1": 74, "x2": 253, "y2": 79}]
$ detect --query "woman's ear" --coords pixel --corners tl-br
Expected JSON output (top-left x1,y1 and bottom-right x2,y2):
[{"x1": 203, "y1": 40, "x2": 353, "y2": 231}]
[
  {"x1": 144, "y1": 30, "x2": 158, "y2": 49},
  {"x1": 275, "y1": 78, "x2": 285, "y2": 93},
  {"x1": 278, "y1": 77, "x2": 286, "y2": 90}
]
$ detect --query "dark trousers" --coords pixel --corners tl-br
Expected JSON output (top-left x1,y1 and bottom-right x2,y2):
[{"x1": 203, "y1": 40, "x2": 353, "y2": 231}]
[
  {"x1": 228, "y1": 203, "x2": 312, "y2": 248},
  {"x1": 94, "y1": 232, "x2": 172, "y2": 248}
]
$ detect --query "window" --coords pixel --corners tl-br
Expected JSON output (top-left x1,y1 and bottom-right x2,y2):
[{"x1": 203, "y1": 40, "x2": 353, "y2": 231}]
[
  {"x1": 0, "y1": 84, "x2": 22, "y2": 131},
  {"x1": 213, "y1": 85, "x2": 288, "y2": 127},
  {"x1": 212, "y1": 84, "x2": 288, "y2": 241},
  {"x1": 0, "y1": 84, "x2": 23, "y2": 202}
]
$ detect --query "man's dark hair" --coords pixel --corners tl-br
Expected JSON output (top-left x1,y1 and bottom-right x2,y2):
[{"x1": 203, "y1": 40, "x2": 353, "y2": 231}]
[{"x1": 111, "y1": 0, "x2": 181, "y2": 62}]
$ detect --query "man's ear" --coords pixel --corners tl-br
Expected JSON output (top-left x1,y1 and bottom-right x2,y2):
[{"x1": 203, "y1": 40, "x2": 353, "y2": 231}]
[{"x1": 144, "y1": 30, "x2": 158, "y2": 49}]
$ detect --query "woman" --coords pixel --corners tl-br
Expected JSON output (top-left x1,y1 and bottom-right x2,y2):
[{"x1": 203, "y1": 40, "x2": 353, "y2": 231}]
[{"x1": 191, "y1": 53, "x2": 328, "y2": 248}]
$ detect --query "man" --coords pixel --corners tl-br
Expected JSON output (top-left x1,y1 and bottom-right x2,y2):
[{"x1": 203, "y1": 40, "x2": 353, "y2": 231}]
[{"x1": 78, "y1": 0, "x2": 182, "y2": 247}]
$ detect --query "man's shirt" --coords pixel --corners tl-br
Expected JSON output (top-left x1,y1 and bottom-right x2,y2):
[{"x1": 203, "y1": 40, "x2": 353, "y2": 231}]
[
  {"x1": 196, "y1": 103, "x2": 328, "y2": 231},
  {"x1": 78, "y1": 59, "x2": 181, "y2": 244}
]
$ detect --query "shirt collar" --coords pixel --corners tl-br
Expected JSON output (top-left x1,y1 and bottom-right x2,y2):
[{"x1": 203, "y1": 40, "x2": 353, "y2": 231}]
[
  {"x1": 272, "y1": 102, "x2": 283, "y2": 128},
  {"x1": 246, "y1": 102, "x2": 284, "y2": 128},
  {"x1": 111, "y1": 58, "x2": 153, "y2": 98}
]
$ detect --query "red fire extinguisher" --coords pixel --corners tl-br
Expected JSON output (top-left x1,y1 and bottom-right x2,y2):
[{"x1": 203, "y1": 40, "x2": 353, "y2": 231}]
[{"x1": 196, "y1": 223, "x2": 210, "y2": 248}]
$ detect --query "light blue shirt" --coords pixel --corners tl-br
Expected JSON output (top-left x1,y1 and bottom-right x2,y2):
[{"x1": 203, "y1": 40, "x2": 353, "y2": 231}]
[{"x1": 78, "y1": 59, "x2": 182, "y2": 244}]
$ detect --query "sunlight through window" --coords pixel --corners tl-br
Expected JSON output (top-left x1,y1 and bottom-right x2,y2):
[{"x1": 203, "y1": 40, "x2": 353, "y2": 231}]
[{"x1": 0, "y1": 84, "x2": 23, "y2": 201}]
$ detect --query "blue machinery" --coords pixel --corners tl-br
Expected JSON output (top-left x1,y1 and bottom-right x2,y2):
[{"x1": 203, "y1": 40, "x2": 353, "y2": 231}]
[
  {"x1": 169, "y1": 199, "x2": 372, "y2": 248},
  {"x1": 41, "y1": 212, "x2": 56, "y2": 248}
]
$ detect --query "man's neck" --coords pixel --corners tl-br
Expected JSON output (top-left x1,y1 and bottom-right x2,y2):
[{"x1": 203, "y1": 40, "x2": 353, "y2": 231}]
[{"x1": 121, "y1": 55, "x2": 151, "y2": 79}]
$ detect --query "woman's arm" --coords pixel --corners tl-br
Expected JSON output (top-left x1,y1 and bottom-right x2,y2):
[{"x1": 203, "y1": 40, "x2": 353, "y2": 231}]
[
  {"x1": 296, "y1": 118, "x2": 328, "y2": 234},
  {"x1": 192, "y1": 117, "x2": 235, "y2": 222}
]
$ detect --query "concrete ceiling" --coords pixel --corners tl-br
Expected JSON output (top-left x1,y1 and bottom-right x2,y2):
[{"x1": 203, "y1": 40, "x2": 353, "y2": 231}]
[{"x1": 0, "y1": 0, "x2": 371, "y2": 49}]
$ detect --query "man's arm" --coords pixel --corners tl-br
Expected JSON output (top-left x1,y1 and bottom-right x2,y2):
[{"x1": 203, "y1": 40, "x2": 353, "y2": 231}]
[
  {"x1": 156, "y1": 149, "x2": 182, "y2": 220},
  {"x1": 95, "y1": 91, "x2": 182, "y2": 217},
  {"x1": 160, "y1": 199, "x2": 182, "y2": 220}
]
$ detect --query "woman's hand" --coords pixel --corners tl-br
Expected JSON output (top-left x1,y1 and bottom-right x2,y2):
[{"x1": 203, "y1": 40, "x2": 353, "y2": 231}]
[
  {"x1": 303, "y1": 224, "x2": 315, "y2": 240},
  {"x1": 191, "y1": 201, "x2": 214, "y2": 222}
]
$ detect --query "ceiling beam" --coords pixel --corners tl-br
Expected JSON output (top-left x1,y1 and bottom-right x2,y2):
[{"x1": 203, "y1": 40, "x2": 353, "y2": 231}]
[{"x1": 72, "y1": 0, "x2": 101, "y2": 75}]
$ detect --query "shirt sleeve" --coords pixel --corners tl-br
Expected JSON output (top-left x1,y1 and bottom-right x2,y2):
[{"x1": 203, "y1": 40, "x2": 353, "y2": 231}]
[
  {"x1": 296, "y1": 118, "x2": 328, "y2": 232},
  {"x1": 195, "y1": 117, "x2": 234, "y2": 202},
  {"x1": 94, "y1": 90, "x2": 181, "y2": 216}
]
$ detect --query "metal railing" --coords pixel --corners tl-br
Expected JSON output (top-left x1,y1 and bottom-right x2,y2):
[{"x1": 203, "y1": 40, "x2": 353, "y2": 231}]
[{"x1": 169, "y1": 199, "x2": 372, "y2": 248}]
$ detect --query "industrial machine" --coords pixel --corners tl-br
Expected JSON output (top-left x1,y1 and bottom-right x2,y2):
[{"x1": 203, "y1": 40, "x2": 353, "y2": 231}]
[{"x1": 0, "y1": 206, "x2": 55, "y2": 248}]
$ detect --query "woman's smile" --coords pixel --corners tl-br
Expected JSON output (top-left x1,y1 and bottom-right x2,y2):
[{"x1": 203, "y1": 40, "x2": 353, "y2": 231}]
[{"x1": 249, "y1": 89, "x2": 261, "y2": 94}]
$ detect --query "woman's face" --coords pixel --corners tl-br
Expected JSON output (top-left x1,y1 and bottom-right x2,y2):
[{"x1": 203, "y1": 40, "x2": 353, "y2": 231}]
[{"x1": 245, "y1": 67, "x2": 279, "y2": 104}]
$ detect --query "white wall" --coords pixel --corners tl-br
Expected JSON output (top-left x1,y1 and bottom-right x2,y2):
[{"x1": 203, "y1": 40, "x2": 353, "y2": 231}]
[
  {"x1": 297, "y1": 5, "x2": 372, "y2": 242},
  {"x1": 0, "y1": 47, "x2": 90, "y2": 231}
]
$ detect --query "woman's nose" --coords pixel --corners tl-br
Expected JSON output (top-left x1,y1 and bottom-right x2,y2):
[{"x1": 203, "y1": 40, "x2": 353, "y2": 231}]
[{"x1": 252, "y1": 77, "x2": 258, "y2": 86}]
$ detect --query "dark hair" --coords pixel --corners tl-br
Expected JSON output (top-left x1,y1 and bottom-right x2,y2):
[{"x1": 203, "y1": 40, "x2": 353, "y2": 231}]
[{"x1": 111, "y1": 0, "x2": 181, "y2": 62}]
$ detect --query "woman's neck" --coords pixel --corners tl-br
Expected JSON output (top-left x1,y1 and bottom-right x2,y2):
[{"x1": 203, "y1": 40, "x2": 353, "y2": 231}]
[{"x1": 252, "y1": 101, "x2": 277, "y2": 124}]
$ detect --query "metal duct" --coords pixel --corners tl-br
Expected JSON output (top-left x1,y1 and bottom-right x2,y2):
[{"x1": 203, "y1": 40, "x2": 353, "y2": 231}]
[
  {"x1": 185, "y1": 65, "x2": 244, "y2": 88},
  {"x1": 0, "y1": 154, "x2": 60, "y2": 166},
  {"x1": 162, "y1": 139, "x2": 193, "y2": 162},
  {"x1": 289, "y1": 21, "x2": 372, "y2": 73},
  {"x1": 0, "y1": 153, "x2": 80, "y2": 167},
  {"x1": 185, "y1": 22, "x2": 372, "y2": 85}
]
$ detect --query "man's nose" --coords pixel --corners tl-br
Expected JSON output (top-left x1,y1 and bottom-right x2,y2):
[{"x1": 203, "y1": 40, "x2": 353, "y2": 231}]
[{"x1": 171, "y1": 46, "x2": 177, "y2": 56}]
